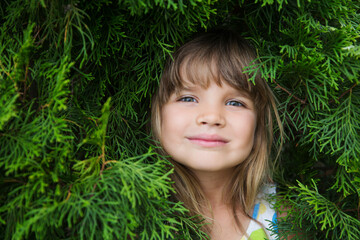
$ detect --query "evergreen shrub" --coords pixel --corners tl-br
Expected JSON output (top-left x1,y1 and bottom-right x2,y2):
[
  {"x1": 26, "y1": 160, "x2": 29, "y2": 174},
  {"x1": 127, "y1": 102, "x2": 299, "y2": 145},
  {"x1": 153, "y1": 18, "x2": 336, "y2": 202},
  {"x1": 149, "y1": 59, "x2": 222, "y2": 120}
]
[{"x1": 0, "y1": 0, "x2": 359, "y2": 239}]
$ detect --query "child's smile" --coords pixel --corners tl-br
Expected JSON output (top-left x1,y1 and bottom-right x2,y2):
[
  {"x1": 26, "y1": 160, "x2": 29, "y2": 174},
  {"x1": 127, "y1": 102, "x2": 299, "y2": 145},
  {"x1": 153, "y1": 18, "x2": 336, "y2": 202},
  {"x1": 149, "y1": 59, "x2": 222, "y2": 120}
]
[
  {"x1": 160, "y1": 80, "x2": 257, "y2": 174},
  {"x1": 186, "y1": 133, "x2": 229, "y2": 148}
]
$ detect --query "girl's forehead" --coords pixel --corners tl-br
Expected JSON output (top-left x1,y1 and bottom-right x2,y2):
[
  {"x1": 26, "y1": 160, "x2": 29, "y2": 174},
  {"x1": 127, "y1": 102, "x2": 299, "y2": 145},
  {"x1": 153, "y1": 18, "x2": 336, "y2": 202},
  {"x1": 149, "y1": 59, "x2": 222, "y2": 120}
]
[
  {"x1": 178, "y1": 58, "x2": 221, "y2": 88},
  {"x1": 176, "y1": 77, "x2": 222, "y2": 90}
]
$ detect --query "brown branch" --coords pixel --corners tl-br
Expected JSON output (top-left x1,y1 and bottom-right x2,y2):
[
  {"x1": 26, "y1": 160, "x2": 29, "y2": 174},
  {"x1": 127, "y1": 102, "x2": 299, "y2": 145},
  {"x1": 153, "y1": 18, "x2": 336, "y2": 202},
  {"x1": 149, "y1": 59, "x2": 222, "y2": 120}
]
[
  {"x1": 338, "y1": 83, "x2": 357, "y2": 100},
  {"x1": 93, "y1": 158, "x2": 117, "y2": 193},
  {"x1": 64, "y1": 118, "x2": 83, "y2": 129},
  {"x1": 91, "y1": 153, "x2": 103, "y2": 193},
  {"x1": 92, "y1": 144, "x2": 117, "y2": 193},
  {"x1": 328, "y1": 83, "x2": 358, "y2": 104},
  {"x1": 87, "y1": 117, "x2": 98, "y2": 126},
  {"x1": 32, "y1": 24, "x2": 48, "y2": 46},
  {"x1": 0, "y1": 60, "x2": 19, "y2": 93},
  {"x1": 100, "y1": 160, "x2": 117, "y2": 174},
  {"x1": 343, "y1": 207, "x2": 360, "y2": 220},
  {"x1": 3, "y1": 178, "x2": 26, "y2": 184},
  {"x1": 64, "y1": 14, "x2": 70, "y2": 44},
  {"x1": 0, "y1": 60, "x2": 12, "y2": 80},
  {"x1": 98, "y1": 145, "x2": 117, "y2": 176},
  {"x1": 343, "y1": 208, "x2": 359, "y2": 213},
  {"x1": 273, "y1": 79, "x2": 306, "y2": 104},
  {"x1": 40, "y1": 103, "x2": 50, "y2": 109},
  {"x1": 22, "y1": 64, "x2": 30, "y2": 101},
  {"x1": 66, "y1": 184, "x2": 73, "y2": 201}
]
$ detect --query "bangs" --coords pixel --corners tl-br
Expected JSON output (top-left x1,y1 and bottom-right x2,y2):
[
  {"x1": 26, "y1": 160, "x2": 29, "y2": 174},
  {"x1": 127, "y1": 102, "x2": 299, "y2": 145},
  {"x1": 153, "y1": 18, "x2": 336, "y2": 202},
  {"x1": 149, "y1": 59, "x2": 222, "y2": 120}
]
[
  {"x1": 177, "y1": 56, "x2": 222, "y2": 90},
  {"x1": 157, "y1": 29, "x2": 269, "y2": 112},
  {"x1": 165, "y1": 51, "x2": 255, "y2": 100}
]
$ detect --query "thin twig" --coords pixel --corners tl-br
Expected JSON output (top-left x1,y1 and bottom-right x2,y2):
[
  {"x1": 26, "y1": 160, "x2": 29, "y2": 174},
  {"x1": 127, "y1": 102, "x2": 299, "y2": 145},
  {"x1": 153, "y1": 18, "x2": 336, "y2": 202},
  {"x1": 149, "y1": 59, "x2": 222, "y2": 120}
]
[
  {"x1": 100, "y1": 160, "x2": 117, "y2": 173},
  {"x1": 66, "y1": 184, "x2": 73, "y2": 200},
  {"x1": 92, "y1": 144, "x2": 114, "y2": 192},
  {"x1": 0, "y1": 60, "x2": 12, "y2": 79},
  {"x1": 338, "y1": 83, "x2": 357, "y2": 100},
  {"x1": 328, "y1": 83, "x2": 358, "y2": 104},
  {"x1": 343, "y1": 208, "x2": 359, "y2": 213},
  {"x1": 22, "y1": 64, "x2": 29, "y2": 100},
  {"x1": 64, "y1": 118, "x2": 83, "y2": 129},
  {"x1": 0, "y1": 60, "x2": 19, "y2": 93},
  {"x1": 64, "y1": 14, "x2": 70, "y2": 44},
  {"x1": 3, "y1": 178, "x2": 26, "y2": 184},
  {"x1": 273, "y1": 79, "x2": 306, "y2": 104}
]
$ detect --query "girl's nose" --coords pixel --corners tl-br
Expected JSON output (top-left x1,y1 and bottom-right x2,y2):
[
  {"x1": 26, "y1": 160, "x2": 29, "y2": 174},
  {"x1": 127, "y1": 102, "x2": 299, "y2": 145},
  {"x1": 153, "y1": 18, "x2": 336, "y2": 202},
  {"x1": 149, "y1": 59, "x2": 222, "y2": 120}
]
[{"x1": 196, "y1": 109, "x2": 226, "y2": 127}]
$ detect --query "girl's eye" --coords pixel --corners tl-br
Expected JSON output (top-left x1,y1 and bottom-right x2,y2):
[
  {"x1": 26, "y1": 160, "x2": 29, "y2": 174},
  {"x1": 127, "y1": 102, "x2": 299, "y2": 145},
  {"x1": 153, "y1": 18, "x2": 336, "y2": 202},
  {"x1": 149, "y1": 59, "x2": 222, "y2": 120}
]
[
  {"x1": 226, "y1": 100, "x2": 244, "y2": 107},
  {"x1": 178, "y1": 96, "x2": 197, "y2": 103}
]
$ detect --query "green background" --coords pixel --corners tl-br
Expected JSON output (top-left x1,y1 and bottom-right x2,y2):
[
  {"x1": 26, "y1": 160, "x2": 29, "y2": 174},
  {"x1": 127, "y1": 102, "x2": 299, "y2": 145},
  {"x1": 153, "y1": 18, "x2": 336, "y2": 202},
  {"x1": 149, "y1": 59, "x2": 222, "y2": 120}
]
[{"x1": 0, "y1": 0, "x2": 359, "y2": 239}]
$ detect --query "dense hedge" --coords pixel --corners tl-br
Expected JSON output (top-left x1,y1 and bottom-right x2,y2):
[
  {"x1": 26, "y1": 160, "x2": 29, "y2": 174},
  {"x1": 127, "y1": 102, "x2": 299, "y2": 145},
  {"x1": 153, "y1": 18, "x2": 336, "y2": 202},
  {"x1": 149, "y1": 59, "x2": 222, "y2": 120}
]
[{"x1": 0, "y1": 0, "x2": 359, "y2": 239}]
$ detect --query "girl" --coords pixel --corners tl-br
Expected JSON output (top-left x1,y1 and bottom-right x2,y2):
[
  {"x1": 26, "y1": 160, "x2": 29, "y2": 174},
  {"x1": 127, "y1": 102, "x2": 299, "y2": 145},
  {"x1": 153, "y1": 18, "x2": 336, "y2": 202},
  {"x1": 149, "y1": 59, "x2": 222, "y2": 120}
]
[{"x1": 151, "y1": 29, "x2": 283, "y2": 240}]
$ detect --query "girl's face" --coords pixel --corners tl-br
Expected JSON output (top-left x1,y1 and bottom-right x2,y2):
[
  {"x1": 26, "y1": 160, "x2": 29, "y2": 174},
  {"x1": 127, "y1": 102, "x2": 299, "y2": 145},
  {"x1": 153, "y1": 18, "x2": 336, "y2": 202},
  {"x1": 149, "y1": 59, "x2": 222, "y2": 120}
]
[{"x1": 160, "y1": 79, "x2": 257, "y2": 175}]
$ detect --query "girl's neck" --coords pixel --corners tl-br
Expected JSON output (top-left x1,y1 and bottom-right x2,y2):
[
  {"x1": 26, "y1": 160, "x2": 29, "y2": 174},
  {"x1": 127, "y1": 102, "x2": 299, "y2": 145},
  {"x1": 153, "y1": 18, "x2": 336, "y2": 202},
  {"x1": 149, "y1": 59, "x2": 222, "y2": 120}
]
[
  {"x1": 193, "y1": 168, "x2": 251, "y2": 240},
  {"x1": 193, "y1": 168, "x2": 234, "y2": 208}
]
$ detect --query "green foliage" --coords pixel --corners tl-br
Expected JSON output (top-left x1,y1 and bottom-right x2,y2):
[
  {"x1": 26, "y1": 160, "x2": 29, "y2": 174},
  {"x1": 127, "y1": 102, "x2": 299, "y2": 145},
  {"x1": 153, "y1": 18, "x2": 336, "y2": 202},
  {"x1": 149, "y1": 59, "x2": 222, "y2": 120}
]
[
  {"x1": 240, "y1": 0, "x2": 360, "y2": 238},
  {"x1": 275, "y1": 180, "x2": 360, "y2": 239},
  {"x1": 0, "y1": 0, "x2": 359, "y2": 239}
]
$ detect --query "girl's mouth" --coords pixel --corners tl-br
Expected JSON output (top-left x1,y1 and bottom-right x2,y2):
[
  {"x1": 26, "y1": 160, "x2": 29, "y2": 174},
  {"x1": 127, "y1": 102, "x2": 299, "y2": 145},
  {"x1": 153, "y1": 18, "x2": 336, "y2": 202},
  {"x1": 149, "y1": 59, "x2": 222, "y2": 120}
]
[{"x1": 186, "y1": 134, "x2": 229, "y2": 147}]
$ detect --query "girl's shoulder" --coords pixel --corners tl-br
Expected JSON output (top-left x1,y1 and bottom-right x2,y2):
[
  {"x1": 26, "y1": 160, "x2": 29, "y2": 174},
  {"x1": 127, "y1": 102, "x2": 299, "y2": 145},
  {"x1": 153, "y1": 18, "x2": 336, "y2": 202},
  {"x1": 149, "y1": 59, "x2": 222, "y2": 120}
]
[{"x1": 242, "y1": 183, "x2": 277, "y2": 240}]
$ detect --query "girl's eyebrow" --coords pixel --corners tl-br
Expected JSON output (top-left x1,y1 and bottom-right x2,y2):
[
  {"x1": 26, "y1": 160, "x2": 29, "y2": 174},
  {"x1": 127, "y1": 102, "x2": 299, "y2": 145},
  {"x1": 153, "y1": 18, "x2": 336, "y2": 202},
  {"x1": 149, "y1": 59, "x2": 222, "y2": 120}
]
[
  {"x1": 181, "y1": 87, "x2": 197, "y2": 91},
  {"x1": 177, "y1": 85, "x2": 199, "y2": 92},
  {"x1": 234, "y1": 90, "x2": 252, "y2": 99},
  {"x1": 225, "y1": 87, "x2": 251, "y2": 98}
]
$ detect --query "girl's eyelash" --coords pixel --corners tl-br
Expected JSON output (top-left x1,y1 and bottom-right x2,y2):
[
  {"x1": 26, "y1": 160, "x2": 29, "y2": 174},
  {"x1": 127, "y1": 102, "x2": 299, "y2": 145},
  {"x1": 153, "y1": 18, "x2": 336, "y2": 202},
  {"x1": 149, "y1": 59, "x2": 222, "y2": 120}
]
[
  {"x1": 178, "y1": 96, "x2": 197, "y2": 103},
  {"x1": 176, "y1": 96, "x2": 246, "y2": 107},
  {"x1": 226, "y1": 100, "x2": 245, "y2": 107}
]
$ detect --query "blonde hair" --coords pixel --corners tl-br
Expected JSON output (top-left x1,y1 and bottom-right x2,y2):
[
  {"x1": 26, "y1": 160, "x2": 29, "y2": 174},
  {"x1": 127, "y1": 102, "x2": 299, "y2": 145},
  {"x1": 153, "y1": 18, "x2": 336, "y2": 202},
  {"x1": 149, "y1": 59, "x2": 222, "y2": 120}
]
[{"x1": 151, "y1": 29, "x2": 283, "y2": 236}]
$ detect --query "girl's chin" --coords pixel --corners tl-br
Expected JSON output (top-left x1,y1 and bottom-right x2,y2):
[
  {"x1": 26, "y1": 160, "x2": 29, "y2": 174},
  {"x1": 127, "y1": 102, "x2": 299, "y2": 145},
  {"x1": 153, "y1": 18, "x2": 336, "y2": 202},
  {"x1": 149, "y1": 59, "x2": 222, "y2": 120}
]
[{"x1": 184, "y1": 163, "x2": 237, "y2": 175}]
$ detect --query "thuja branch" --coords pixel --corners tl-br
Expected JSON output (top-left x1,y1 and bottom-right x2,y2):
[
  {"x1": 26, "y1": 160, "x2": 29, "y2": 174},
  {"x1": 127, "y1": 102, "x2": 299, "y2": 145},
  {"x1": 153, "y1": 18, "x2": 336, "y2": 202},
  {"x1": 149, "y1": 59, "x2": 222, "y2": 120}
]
[
  {"x1": 66, "y1": 184, "x2": 73, "y2": 201},
  {"x1": 273, "y1": 79, "x2": 307, "y2": 104},
  {"x1": 338, "y1": 83, "x2": 358, "y2": 100},
  {"x1": 91, "y1": 150, "x2": 105, "y2": 192},
  {"x1": 92, "y1": 144, "x2": 116, "y2": 192},
  {"x1": 0, "y1": 60, "x2": 12, "y2": 80},
  {"x1": 100, "y1": 160, "x2": 117, "y2": 175},
  {"x1": 0, "y1": 60, "x2": 19, "y2": 93},
  {"x1": 328, "y1": 83, "x2": 358, "y2": 104},
  {"x1": 99, "y1": 144, "x2": 106, "y2": 175},
  {"x1": 21, "y1": 64, "x2": 30, "y2": 101}
]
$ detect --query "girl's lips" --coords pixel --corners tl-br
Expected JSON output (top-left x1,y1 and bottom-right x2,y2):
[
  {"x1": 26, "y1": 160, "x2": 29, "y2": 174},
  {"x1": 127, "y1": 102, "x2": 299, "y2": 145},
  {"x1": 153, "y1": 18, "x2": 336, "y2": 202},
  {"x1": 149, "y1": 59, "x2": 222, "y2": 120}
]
[{"x1": 186, "y1": 135, "x2": 229, "y2": 147}]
